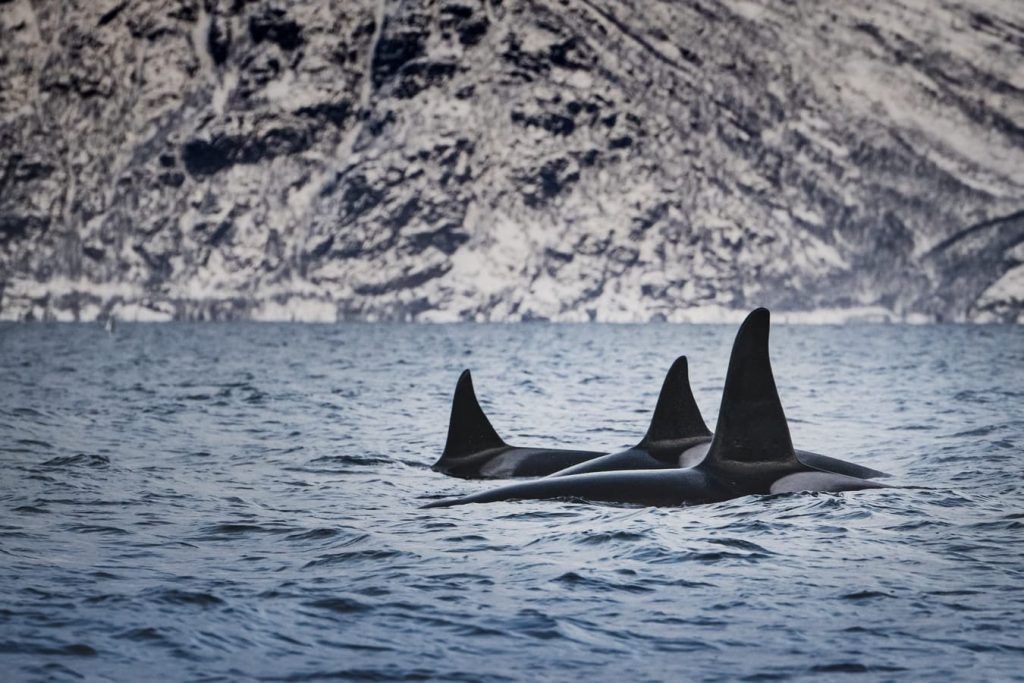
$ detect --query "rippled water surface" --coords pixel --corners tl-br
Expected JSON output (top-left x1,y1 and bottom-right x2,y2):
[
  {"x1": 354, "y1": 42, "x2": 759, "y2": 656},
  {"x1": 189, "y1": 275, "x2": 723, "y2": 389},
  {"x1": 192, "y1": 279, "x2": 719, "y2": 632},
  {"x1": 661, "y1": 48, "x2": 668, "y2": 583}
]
[{"x1": 1, "y1": 322, "x2": 1023, "y2": 682}]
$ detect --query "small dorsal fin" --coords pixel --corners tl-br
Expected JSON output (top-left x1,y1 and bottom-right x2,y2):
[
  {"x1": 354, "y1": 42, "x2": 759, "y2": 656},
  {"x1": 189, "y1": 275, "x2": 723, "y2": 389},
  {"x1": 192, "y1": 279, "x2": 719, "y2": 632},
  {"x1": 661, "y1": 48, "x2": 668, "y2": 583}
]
[
  {"x1": 438, "y1": 370, "x2": 506, "y2": 463},
  {"x1": 639, "y1": 356, "x2": 712, "y2": 446},
  {"x1": 704, "y1": 309, "x2": 798, "y2": 476}
]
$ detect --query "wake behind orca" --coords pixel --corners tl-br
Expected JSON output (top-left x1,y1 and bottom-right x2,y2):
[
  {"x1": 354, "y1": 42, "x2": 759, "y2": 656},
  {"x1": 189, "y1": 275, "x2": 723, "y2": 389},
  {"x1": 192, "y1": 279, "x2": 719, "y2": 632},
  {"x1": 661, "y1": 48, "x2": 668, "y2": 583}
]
[
  {"x1": 431, "y1": 359, "x2": 711, "y2": 479},
  {"x1": 423, "y1": 309, "x2": 889, "y2": 508}
]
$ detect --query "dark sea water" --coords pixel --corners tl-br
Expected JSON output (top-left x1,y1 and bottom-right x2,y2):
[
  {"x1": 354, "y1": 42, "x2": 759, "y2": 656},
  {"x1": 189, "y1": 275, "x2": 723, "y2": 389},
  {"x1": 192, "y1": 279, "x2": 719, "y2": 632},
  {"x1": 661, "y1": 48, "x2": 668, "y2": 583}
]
[{"x1": 1, "y1": 322, "x2": 1022, "y2": 682}]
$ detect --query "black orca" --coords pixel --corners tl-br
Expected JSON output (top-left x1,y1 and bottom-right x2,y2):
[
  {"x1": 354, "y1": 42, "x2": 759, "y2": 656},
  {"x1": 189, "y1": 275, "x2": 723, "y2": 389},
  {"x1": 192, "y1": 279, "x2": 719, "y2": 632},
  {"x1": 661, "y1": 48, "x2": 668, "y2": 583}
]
[
  {"x1": 548, "y1": 362, "x2": 888, "y2": 480},
  {"x1": 422, "y1": 309, "x2": 890, "y2": 508},
  {"x1": 544, "y1": 356, "x2": 713, "y2": 477},
  {"x1": 431, "y1": 359, "x2": 710, "y2": 479}
]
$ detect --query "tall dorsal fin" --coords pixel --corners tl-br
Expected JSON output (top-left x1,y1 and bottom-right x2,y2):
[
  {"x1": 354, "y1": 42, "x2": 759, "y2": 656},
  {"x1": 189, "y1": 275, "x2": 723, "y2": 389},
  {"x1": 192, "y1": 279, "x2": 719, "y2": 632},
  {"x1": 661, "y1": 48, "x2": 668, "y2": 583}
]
[
  {"x1": 438, "y1": 370, "x2": 506, "y2": 462},
  {"x1": 704, "y1": 308, "x2": 798, "y2": 478},
  {"x1": 639, "y1": 356, "x2": 712, "y2": 446}
]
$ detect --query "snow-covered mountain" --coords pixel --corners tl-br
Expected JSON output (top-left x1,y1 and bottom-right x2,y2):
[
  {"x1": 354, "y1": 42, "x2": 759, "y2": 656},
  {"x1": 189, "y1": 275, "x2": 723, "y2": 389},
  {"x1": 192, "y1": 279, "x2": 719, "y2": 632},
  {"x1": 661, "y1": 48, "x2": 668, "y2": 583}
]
[{"x1": 2, "y1": 0, "x2": 1022, "y2": 322}]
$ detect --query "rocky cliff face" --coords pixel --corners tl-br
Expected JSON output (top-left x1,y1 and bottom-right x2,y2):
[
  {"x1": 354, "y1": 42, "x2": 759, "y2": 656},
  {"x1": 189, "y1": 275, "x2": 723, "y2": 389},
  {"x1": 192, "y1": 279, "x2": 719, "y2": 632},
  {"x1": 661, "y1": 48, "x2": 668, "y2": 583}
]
[{"x1": 1, "y1": 0, "x2": 1022, "y2": 322}]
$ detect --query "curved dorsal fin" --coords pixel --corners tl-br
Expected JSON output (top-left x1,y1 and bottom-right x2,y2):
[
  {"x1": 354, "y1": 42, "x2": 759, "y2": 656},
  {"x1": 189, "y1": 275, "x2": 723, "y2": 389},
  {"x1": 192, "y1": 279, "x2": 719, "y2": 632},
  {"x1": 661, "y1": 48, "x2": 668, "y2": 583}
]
[
  {"x1": 439, "y1": 370, "x2": 506, "y2": 462},
  {"x1": 704, "y1": 308, "x2": 797, "y2": 474},
  {"x1": 639, "y1": 356, "x2": 712, "y2": 446}
]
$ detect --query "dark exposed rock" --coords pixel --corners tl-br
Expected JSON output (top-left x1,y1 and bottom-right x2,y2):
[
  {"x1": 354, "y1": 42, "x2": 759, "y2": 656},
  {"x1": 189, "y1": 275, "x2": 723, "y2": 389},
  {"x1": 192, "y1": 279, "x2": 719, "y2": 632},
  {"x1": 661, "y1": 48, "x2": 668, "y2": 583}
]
[
  {"x1": 182, "y1": 138, "x2": 237, "y2": 177},
  {"x1": 353, "y1": 262, "x2": 452, "y2": 296},
  {"x1": 159, "y1": 171, "x2": 186, "y2": 187},
  {"x1": 97, "y1": 1, "x2": 129, "y2": 27},
  {"x1": 511, "y1": 110, "x2": 576, "y2": 136},
  {"x1": 502, "y1": 34, "x2": 551, "y2": 80},
  {"x1": 249, "y1": 9, "x2": 303, "y2": 51},
  {"x1": 548, "y1": 37, "x2": 591, "y2": 70},
  {"x1": 208, "y1": 16, "x2": 231, "y2": 65},
  {"x1": 609, "y1": 135, "x2": 632, "y2": 149},
  {"x1": 407, "y1": 223, "x2": 469, "y2": 256},
  {"x1": 340, "y1": 174, "x2": 384, "y2": 221},
  {"x1": 310, "y1": 235, "x2": 334, "y2": 259},
  {"x1": 521, "y1": 158, "x2": 579, "y2": 208},
  {"x1": 439, "y1": 3, "x2": 489, "y2": 46},
  {"x1": 387, "y1": 197, "x2": 420, "y2": 231},
  {"x1": 181, "y1": 127, "x2": 313, "y2": 177},
  {"x1": 372, "y1": 30, "x2": 425, "y2": 87},
  {"x1": 0, "y1": 215, "x2": 47, "y2": 242},
  {"x1": 458, "y1": 19, "x2": 489, "y2": 46},
  {"x1": 82, "y1": 245, "x2": 105, "y2": 261},
  {"x1": 393, "y1": 61, "x2": 458, "y2": 99},
  {"x1": 208, "y1": 220, "x2": 232, "y2": 246},
  {"x1": 367, "y1": 109, "x2": 397, "y2": 136},
  {"x1": 13, "y1": 160, "x2": 55, "y2": 182},
  {"x1": 295, "y1": 101, "x2": 351, "y2": 127}
]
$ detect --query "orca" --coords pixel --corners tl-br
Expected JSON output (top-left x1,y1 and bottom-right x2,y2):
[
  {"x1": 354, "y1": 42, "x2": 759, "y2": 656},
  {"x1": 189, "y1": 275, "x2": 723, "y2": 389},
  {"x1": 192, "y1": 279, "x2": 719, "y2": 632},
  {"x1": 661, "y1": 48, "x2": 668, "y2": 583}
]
[
  {"x1": 544, "y1": 355, "x2": 714, "y2": 477},
  {"x1": 547, "y1": 362, "x2": 888, "y2": 480},
  {"x1": 431, "y1": 358, "x2": 710, "y2": 479},
  {"x1": 422, "y1": 308, "x2": 890, "y2": 508}
]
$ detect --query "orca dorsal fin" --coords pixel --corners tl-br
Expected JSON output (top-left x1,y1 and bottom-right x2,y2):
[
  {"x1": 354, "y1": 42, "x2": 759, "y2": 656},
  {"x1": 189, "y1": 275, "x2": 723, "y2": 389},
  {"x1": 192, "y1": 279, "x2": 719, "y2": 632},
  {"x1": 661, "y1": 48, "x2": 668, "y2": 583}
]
[
  {"x1": 439, "y1": 370, "x2": 506, "y2": 462},
  {"x1": 704, "y1": 309, "x2": 798, "y2": 477},
  {"x1": 639, "y1": 356, "x2": 712, "y2": 446}
]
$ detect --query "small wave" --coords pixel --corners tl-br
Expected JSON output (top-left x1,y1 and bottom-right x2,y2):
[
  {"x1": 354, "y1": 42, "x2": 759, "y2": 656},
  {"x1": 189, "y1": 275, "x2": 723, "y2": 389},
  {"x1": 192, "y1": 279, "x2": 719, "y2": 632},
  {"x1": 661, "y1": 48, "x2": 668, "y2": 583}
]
[
  {"x1": 9, "y1": 407, "x2": 45, "y2": 418},
  {"x1": 16, "y1": 438, "x2": 53, "y2": 448},
  {"x1": 285, "y1": 528, "x2": 342, "y2": 541},
  {"x1": 303, "y1": 549, "x2": 409, "y2": 569},
  {"x1": 573, "y1": 530, "x2": 648, "y2": 545},
  {"x1": 839, "y1": 590, "x2": 894, "y2": 601},
  {"x1": 150, "y1": 589, "x2": 224, "y2": 607},
  {"x1": 0, "y1": 641, "x2": 97, "y2": 656},
  {"x1": 553, "y1": 571, "x2": 654, "y2": 594},
  {"x1": 952, "y1": 390, "x2": 993, "y2": 403},
  {"x1": 116, "y1": 627, "x2": 167, "y2": 642},
  {"x1": 968, "y1": 518, "x2": 1024, "y2": 531},
  {"x1": 309, "y1": 454, "x2": 394, "y2": 466},
  {"x1": 278, "y1": 667, "x2": 505, "y2": 682},
  {"x1": 284, "y1": 454, "x2": 395, "y2": 473},
  {"x1": 495, "y1": 510, "x2": 580, "y2": 521},
  {"x1": 884, "y1": 519, "x2": 952, "y2": 531},
  {"x1": 0, "y1": 529, "x2": 31, "y2": 539},
  {"x1": 442, "y1": 534, "x2": 487, "y2": 542},
  {"x1": 952, "y1": 424, "x2": 1002, "y2": 437},
  {"x1": 892, "y1": 424, "x2": 937, "y2": 431},
  {"x1": 196, "y1": 523, "x2": 299, "y2": 539},
  {"x1": 64, "y1": 524, "x2": 130, "y2": 536},
  {"x1": 83, "y1": 593, "x2": 131, "y2": 605},
  {"x1": 12, "y1": 505, "x2": 48, "y2": 514},
  {"x1": 302, "y1": 597, "x2": 373, "y2": 614},
  {"x1": 38, "y1": 454, "x2": 110, "y2": 468},
  {"x1": 626, "y1": 540, "x2": 771, "y2": 564},
  {"x1": 707, "y1": 537, "x2": 774, "y2": 554},
  {"x1": 811, "y1": 662, "x2": 907, "y2": 674}
]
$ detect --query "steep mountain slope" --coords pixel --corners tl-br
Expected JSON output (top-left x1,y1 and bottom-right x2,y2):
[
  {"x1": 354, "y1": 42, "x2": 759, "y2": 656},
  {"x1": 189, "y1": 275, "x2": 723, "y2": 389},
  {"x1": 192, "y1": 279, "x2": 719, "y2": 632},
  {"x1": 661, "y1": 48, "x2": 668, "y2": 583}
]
[{"x1": 1, "y1": 0, "x2": 1022, "y2": 322}]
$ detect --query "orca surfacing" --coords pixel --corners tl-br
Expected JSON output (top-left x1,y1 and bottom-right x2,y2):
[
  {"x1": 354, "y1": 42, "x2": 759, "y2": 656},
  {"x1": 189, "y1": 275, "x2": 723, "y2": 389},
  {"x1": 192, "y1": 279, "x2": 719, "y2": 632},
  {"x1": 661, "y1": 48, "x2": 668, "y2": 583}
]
[
  {"x1": 430, "y1": 370, "x2": 605, "y2": 479},
  {"x1": 431, "y1": 359, "x2": 714, "y2": 479},
  {"x1": 546, "y1": 357, "x2": 888, "y2": 481},
  {"x1": 423, "y1": 309, "x2": 889, "y2": 508}
]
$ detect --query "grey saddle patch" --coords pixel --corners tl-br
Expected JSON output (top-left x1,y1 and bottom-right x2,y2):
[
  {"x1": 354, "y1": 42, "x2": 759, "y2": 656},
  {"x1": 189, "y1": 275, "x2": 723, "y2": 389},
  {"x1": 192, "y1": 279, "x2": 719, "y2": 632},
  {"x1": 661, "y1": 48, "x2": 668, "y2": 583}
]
[
  {"x1": 678, "y1": 442, "x2": 711, "y2": 468},
  {"x1": 769, "y1": 472, "x2": 889, "y2": 495}
]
